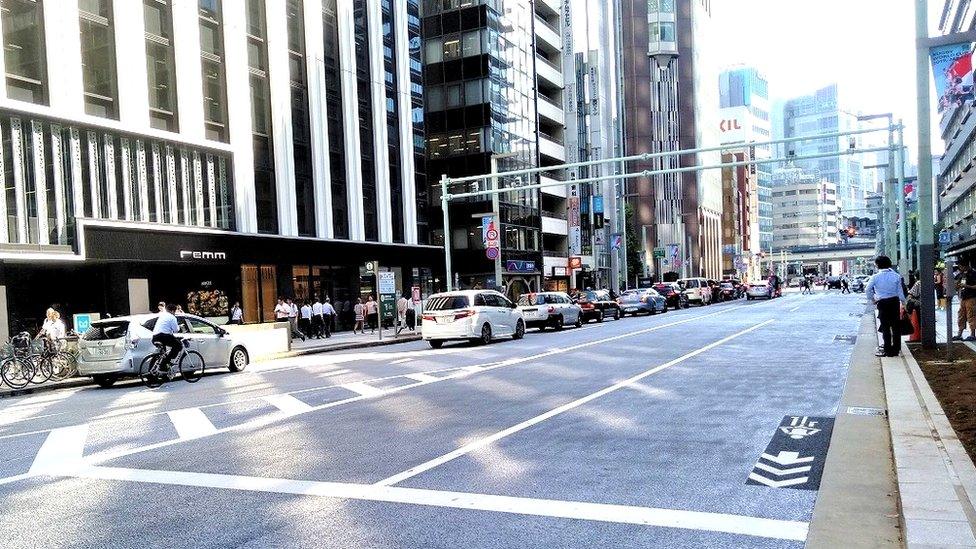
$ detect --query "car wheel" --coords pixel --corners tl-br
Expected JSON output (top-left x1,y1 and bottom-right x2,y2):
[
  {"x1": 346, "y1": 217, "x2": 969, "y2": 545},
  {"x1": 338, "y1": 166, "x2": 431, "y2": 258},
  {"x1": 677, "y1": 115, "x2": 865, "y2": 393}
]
[
  {"x1": 428, "y1": 340, "x2": 443, "y2": 349},
  {"x1": 476, "y1": 323, "x2": 492, "y2": 345},
  {"x1": 596, "y1": 311, "x2": 605, "y2": 323},
  {"x1": 92, "y1": 375, "x2": 116, "y2": 388},
  {"x1": 662, "y1": 304, "x2": 669, "y2": 313},
  {"x1": 513, "y1": 320, "x2": 525, "y2": 340},
  {"x1": 228, "y1": 346, "x2": 249, "y2": 372},
  {"x1": 554, "y1": 315, "x2": 564, "y2": 330},
  {"x1": 613, "y1": 309, "x2": 620, "y2": 321},
  {"x1": 574, "y1": 315, "x2": 582, "y2": 328}
]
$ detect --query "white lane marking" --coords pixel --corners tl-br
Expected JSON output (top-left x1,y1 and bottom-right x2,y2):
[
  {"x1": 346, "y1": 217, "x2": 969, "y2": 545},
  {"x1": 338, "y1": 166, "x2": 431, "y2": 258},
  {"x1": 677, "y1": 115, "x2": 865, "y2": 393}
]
[
  {"x1": 403, "y1": 373, "x2": 439, "y2": 383},
  {"x1": 376, "y1": 319, "x2": 775, "y2": 487},
  {"x1": 752, "y1": 462, "x2": 812, "y2": 476},
  {"x1": 789, "y1": 306, "x2": 801, "y2": 312},
  {"x1": 71, "y1": 465, "x2": 809, "y2": 542},
  {"x1": 167, "y1": 408, "x2": 217, "y2": 440},
  {"x1": 79, "y1": 305, "x2": 753, "y2": 467},
  {"x1": 341, "y1": 382, "x2": 385, "y2": 398},
  {"x1": 28, "y1": 425, "x2": 89, "y2": 475},
  {"x1": 747, "y1": 473, "x2": 810, "y2": 489},
  {"x1": 263, "y1": 394, "x2": 313, "y2": 415},
  {"x1": 391, "y1": 358, "x2": 414, "y2": 365}
]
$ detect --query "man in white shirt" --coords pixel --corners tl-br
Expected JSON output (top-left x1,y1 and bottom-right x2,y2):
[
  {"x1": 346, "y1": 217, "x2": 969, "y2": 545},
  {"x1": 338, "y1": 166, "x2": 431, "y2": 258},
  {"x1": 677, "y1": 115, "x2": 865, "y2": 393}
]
[
  {"x1": 321, "y1": 298, "x2": 336, "y2": 338},
  {"x1": 865, "y1": 255, "x2": 907, "y2": 357},
  {"x1": 152, "y1": 303, "x2": 181, "y2": 371},
  {"x1": 286, "y1": 298, "x2": 304, "y2": 341},
  {"x1": 298, "y1": 301, "x2": 312, "y2": 339},
  {"x1": 396, "y1": 293, "x2": 411, "y2": 334},
  {"x1": 311, "y1": 297, "x2": 324, "y2": 339}
]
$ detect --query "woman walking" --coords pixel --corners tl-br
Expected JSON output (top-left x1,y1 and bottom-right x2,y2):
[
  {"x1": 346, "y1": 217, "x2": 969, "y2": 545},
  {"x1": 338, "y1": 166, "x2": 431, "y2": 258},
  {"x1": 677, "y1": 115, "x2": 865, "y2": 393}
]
[
  {"x1": 353, "y1": 298, "x2": 366, "y2": 334},
  {"x1": 366, "y1": 295, "x2": 378, "y2": 334},
  {"x1": 936, "y1": 268, "x2": 947, "y2": 310}
]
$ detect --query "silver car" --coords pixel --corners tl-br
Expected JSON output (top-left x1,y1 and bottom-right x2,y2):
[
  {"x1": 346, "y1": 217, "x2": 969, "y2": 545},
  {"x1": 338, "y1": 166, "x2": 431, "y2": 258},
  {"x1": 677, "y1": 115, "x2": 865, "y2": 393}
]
[
  {"x1": 516, "y1": 292, "x2": 583, "y2": 330},
  {"x1": 77, "y1": 314, "x2": 251, "y2": 388}
]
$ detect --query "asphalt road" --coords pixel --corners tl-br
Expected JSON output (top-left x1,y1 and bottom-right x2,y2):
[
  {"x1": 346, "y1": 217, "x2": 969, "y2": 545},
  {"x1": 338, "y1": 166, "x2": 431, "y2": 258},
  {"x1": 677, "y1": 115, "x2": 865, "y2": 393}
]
[{"x1": 0, "y1": 290, "x2": 864, "y2": 548}]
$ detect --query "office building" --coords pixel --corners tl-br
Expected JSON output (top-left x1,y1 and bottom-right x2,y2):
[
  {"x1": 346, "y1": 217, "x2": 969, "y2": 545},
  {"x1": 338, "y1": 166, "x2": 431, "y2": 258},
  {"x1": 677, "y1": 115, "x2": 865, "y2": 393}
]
[
  {"x1": 771, "y1": 167, "x2": 840, "y2": 249},
  {"x1": 777, "y1": 84, "x2": 865, "y2": 215},
  {"x1": 618, "y1": 0, "x2": 723, "y2": 282},
  {"x1": 0, "y1": 0, "x2": 440, "y2": 338},
  {"x1": 422, "y1": 0, "x2": 571, "y2": 296}
]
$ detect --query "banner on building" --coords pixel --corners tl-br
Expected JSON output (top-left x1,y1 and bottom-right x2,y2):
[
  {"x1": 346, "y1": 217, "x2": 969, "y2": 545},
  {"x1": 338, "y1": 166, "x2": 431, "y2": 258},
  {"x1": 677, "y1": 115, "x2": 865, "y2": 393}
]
[
  {"x1": 568, "y1": 183, "x2": 582, "y2": 255},
  {"x1": 931, "y1": 42, "x2": 975, "y2": 113}
]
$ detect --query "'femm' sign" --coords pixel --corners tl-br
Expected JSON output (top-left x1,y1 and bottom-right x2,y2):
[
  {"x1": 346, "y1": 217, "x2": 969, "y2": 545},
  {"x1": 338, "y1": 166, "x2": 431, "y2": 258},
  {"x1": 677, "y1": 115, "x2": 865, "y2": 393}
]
[{"x1": 180, "y1": 250, "x2": 228, "y2": 261}]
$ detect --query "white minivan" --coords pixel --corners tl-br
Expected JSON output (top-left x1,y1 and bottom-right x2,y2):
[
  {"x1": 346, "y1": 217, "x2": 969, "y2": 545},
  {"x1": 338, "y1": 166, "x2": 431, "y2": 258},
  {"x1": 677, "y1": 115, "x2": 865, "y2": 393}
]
[
  {"x1": 677, "y1": 277, "x2": 712, "y2": 305},
  {"x1": 421, "y1": 290, "x2": 525, "y2": 348}
]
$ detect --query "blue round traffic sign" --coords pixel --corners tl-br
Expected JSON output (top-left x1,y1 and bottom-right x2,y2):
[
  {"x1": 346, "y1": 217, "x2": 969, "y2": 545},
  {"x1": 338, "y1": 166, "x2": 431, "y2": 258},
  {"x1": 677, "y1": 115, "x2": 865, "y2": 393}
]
[{"x1": 486, "y1": 247, "x2": 499, "y2": 260}]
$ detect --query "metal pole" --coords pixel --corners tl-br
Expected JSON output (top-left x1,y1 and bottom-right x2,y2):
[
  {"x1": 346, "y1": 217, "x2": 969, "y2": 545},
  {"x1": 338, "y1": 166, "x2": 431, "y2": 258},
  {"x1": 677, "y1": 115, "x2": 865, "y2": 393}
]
[
  {"x1": 915, "y1": 0, "x2": 936, "y2": 347},
  {"x1": 441, "y1": 174, "x2": 453, "y2": 292},
  {"x1": 886, "y1": 122, "x2": 896, "y2": 259},
  {"x1": 490, "y1": 157, "x2": 503, "y2": 292},
  {"x1": 641, "y1": 225, "x2": 649, "y2": 278},
  {"x1": 896, "y1": 120, "x2": 908, "y2": 269}
]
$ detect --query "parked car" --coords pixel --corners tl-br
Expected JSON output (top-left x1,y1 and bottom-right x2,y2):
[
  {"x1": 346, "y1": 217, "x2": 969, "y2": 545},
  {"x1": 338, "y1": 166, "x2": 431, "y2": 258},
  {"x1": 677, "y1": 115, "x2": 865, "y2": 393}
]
[
  {"x1": 77, "y1": 313, "x2": 252, "y2": 388},
  {"x1": 746, "y1": 281, "x2": 773, "y2": 300},
  {"x1": 851, "y1": 275, "x2": 869, "y2": 292},
  {"x1": 576, "y1": 290, "x2": 622, "y2": 322},
  {"x1": 677, "y1": 277, "x2": 712, "y2": 305},
  {"x1": 826, "y1": 276, "x2": 843, "y2": 289},
  {"x1": 718, "y1": 281, "x2": 740, "y2": 301},
  {"x1": 517, "y1": 292, "x2": 582, "y2": 330},
  {"x1": 618, "y1": 288, "x2": 668, "y2": 316},
  {"x1": 652, "y1": 282, "x2": 690, "y2": 309},
  {"x1": 421, "y1": 290, "x2": 525, "y2": 348}
]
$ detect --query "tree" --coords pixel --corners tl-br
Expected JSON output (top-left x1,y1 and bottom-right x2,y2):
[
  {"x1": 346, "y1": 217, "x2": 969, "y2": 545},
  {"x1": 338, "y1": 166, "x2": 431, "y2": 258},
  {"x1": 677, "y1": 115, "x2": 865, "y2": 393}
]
[{"x1": 625, "y1": 203, "x2": 642, "y2": 285}]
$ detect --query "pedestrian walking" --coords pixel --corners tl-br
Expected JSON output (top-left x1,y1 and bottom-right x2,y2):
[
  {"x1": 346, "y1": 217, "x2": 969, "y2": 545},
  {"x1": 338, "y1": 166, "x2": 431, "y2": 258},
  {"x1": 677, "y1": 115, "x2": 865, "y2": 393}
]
[
  {"x1": 801, "y1": 277, "x2": 811, "y2": 295},
  {"x1": 841, "y1": 277, "x2": 850, "y2": 294},
  {"x1": 322, "y1": 298, "x2": 335, "y2": 338},
  {"x1": 954, "y1": 260, "x2": 976, "y2": 341},
  {"x1": 366, "y1": 295, "x2": 378, "y2": 333},
  {"x1": 311, "y1": 296, "x2": 324, "y2": 339},
  {"x1": 353, "y1": 298, "x2": 366, "y2": 334},
  {"x1": 299, "y1": 301, "x2": 312, "y2": 338},
  {"x1": 396, "y1": 292, "x2": 411, "y2": 335},
  {"x1": 936, "y1": 268, "x2": 947, "y2": 310},
  {"x1": 286, "y1": 298, "x2": 305, "y2": 341},
  {"x1": 274, "y1": 298, "x2": 289, "y2": 322},
  {"x1": 229, "y1": 301, "x2": 243, "y2": 325},
  {"x1": 865, "y1": 255, "x2": 907, "y2": 357}
]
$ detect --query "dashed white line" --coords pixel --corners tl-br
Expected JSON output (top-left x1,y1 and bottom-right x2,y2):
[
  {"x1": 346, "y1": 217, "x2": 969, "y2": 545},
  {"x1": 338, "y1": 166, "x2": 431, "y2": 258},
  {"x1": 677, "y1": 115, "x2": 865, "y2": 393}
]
[
  {"x1": 263, "y1": 394, "x2": 313, "y2": 415},
  {"x1": 391, "y1": 358, "x2": 414, "y2": 365},
  {"x1": 341, "y1": 382, "x2": 386, "y2": 398},
  {"x1": 403, "y1": 373, "x2": 439, "y2": 383},
  {"x1": 28, "y1": 425, "x2": 89, "y2": 475},
  {"x1": 167, "y1": 408, "x2": 217, "y2": 440}
]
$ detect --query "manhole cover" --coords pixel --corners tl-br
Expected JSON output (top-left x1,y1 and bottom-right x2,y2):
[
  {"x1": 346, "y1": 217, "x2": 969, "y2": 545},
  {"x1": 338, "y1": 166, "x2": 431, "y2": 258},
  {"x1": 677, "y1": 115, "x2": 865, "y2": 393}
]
[
  {"x1": 834, "y1": 335, "x2": 856, "y2": 343},
  {"x1": 846, "y1": 406, "x2": 886, "y2": 416}
]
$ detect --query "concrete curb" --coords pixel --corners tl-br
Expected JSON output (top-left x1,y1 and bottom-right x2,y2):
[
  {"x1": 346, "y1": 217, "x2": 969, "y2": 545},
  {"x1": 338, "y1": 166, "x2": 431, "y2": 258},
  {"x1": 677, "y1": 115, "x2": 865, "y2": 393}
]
[
  {"x1": 0, "y1": 334, "x2": 423, "y2": 400},
  {"x1": 884, "y1": 345, "x2": 976, "y2": 547}
]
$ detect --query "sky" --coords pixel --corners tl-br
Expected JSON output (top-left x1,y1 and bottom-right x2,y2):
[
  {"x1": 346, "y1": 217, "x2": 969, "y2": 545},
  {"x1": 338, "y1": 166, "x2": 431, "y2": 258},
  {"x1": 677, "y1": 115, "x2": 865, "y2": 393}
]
[{"x1": 710, "y1": 0, "x2": 944, "y2": 156}]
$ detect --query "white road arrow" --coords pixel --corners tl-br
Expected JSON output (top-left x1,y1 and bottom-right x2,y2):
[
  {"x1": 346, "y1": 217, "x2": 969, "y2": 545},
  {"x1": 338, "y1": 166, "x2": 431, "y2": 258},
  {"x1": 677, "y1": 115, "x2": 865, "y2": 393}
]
[
  {"x1": 753, "y1": 461, "x2": 812, "y2": 476},
  {"x1": 761, "y1": 451, "x2": 814, "y2": 466},
  {"x1": 748, "y1": 472, "x2": 810, "y2": 488}
]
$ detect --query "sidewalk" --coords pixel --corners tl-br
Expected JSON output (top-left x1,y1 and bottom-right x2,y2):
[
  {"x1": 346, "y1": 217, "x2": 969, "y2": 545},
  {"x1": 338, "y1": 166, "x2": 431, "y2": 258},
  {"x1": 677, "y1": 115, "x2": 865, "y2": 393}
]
[{"x1": 0, "y1": 327, "x2": 422, "y2": 399}]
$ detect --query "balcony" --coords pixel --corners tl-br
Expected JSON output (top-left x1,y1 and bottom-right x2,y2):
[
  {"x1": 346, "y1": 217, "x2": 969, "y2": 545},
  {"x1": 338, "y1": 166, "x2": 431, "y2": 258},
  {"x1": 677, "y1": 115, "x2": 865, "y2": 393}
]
[
  {"x1": 534, "y1": 15, "x2": 561, "y2": 53},
  {"x1": 542, "y1": 214, "x2": 568, "y2": 236},
  {"x1": 538, "y1": 94, "x2": 565, "y2": 126},
  {"x1": 540, "y1": 175, "x2": 567, "y2": 197},
  {"x1": 536, "y1": 0, "x2": 560, "y2": 18},
  {"x1": 535, "y1": 54, "x2": 564, "y2": 88},
  {"x1": 539, "y1": 132, "x2": 566, "y2": 162}
]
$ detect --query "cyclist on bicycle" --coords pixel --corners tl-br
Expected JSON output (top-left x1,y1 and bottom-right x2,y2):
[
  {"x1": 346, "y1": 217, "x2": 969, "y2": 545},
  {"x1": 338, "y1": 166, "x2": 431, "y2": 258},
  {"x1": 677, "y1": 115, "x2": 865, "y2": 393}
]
[
  {"x1": 152, "y1": 303, "x2": 181, "y2": 372},
  {"x1": 37, "y1": 308, "x2": 66, "y2": 351}
]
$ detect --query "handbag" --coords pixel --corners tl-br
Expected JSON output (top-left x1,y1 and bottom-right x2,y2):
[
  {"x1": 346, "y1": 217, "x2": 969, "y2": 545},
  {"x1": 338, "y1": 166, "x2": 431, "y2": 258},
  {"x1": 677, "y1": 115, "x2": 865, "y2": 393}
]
[{"x1": 899, "y1": 311, "x2": 915, "y2": 336}]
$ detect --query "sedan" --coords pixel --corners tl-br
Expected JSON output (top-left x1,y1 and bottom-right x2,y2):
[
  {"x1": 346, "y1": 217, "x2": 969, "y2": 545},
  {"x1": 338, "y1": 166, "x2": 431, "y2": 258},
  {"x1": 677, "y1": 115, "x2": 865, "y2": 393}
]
[
  {"x1": 746, "y1": 281, "x2": 773, "y2": 300},
  {"x1": 517, "y1": 292, "x2": 582, "y2": 330},
  {"x1": 77, "y1": 313, "x2": 252, "y2": 388},
  {"x1": 576, "y1": 290, "x2": 622, "y2": 322},
  {"x1": 652, "y1": 283, "x2": 690, "y2": 309},
  {"x1": 618, "y1": 289, "x2": 668, "y2": 316}
]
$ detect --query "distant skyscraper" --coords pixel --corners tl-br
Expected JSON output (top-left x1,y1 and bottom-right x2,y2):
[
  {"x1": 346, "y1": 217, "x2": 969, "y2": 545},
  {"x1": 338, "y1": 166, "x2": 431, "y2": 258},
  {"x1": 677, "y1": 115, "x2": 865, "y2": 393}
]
[
  {"x1": 776, "y1": 84, "x2": 865, "y2": 217},
  {"x1": 718, "y1": 66, "x2": 773, "y2": 258}
]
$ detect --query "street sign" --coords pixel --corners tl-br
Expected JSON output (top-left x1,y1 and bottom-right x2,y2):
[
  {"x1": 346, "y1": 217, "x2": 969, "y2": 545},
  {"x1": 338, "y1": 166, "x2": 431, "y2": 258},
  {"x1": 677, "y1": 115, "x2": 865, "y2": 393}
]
[
  {"x1": 568, "y1": 256, "x2": 582, "y2": 269},
  {"x1": 365, "y1": 261, "x2": 376, "y2": 273},
  {"x1": 940, "y1": 230, "x2": 952, "y2": 245},
  {"x1": 506, "y1": 260, "x2": 536, "y2": 273},
  {"x1": 652, "y1": 247, "x2": 666, "y2": 259},
  {"x1": 610, "y1": 233, "x2": 622, "y2": 250},
  {"x1": 746, "y1": 416, "x2": 834, "y2": 490},
  {"x1": 378, "y1": 271, "x2": 396, "y2": 295},
  {"x1": 485, "y1": 247, "x2": 499, "y2": 260},
  {"x1": 486, "y1": 228, "x2": 498, "y2": 241},
  {"x1": 73, "y1": 313, "x2": 99, "y2": 334}
]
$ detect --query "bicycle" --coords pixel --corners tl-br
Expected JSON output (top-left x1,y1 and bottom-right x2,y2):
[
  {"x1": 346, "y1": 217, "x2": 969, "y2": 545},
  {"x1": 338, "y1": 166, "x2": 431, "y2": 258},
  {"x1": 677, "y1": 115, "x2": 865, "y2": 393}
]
[
  {"x1": 139, "y1": 338, "x2": 205, "y2": 388},
  {"x1": 0, "y1": 332, "x2": 42, "y2": 389},
  {"x1": 36, "y1": 336, "x2": 76, "y2": 382}
]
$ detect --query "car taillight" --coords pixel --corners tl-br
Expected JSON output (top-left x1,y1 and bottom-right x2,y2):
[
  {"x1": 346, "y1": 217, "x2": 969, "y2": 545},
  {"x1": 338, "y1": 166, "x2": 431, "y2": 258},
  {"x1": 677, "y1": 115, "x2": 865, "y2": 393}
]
[
  {"x1": 548, "y1": 306, "x2": 555, "y2": 313},
  {"x1": 454, "y1": 309, "x2": 475, "y2": 320},
  {"x1": 422, "y1": 314, "x2": 435, "y2": 321},
  {"x1": 581, "y1": 302, "x2": 594, "y2": 309}
]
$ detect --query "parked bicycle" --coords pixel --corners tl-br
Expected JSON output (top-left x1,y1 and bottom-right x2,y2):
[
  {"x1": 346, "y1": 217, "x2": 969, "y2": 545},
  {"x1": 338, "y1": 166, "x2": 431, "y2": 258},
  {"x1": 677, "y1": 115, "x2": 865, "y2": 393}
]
[
  {"x1": 139, "y1": 338, "x2": 205, "y2": 388},
  {"x1": 1, "y1": 332, "x2": 44, "y2": 388}
]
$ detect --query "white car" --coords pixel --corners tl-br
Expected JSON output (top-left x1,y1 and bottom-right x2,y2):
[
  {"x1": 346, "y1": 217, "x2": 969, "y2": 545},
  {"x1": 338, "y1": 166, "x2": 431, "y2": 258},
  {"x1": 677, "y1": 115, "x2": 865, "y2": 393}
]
[
  {"x1": 517, "y1": 292, "x2": 582, "y2": 330},
  {"x1": 77, "y1": 313, "x2": 252, "y2": 388},
  {"x1": 677, "y1": 277, "x2": 712, "y2": 305},
  {"x1": 421, "y1": 290, "x2": 525, "y2": 348},
  {"x1": 746, "y1": 281, "x2": 773, "y2": 300}
]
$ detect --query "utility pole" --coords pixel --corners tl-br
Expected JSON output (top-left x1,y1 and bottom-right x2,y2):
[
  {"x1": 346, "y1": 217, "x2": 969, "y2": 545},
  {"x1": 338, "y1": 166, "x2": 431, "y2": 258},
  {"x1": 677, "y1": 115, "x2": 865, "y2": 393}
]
[
  {"x1": 915, "y1": 0, "x2": 936, "y2": 347},
  {"x1": 896, "y1": 120, "x2": 908, "y2": 269}
]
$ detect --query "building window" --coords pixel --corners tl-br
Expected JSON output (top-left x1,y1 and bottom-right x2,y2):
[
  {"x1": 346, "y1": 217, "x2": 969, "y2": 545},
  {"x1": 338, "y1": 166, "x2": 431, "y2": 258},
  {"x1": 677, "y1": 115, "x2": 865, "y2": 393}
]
[
  {"x1": 1, "y1": 0, "x2": 47, "y2": 104},
  {"x1": 199, "y1": 0, "x2": 228, "y2": 142},
  {"x1": 287, "y1": 0, "x2": 315, "y2": 237},
  {"x1": 246, "y1": 0, "x2": 277, "y2": 234},
  {"x1": 78, "y1": 0, "x2": 117, "y2": 118},
  {"x1": 323, "y1": 0, "x2": 347, "y2": 239},
  {"x1": 354, "y1": 0, "x2": 378, "y2": 241},
  {"x1": 143, "y1": 0, "x2": 178, "y2": 131}
]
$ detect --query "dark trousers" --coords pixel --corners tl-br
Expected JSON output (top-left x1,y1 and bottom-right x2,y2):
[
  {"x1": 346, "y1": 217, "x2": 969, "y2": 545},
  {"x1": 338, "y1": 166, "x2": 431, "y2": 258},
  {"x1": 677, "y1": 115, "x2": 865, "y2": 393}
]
[
  {"x1": 321, "y1": 314, "x2": 332, "y2": 337},
  {"x1": 298, "y1": 318, "x2": 311, "y2": 337},
  {"x1": 151, "y1": 333, "x2": 180, "y2": 364},
  {"x1": 311, "y1": 315, "x2": 323, "y2": 338},
  {"x1": 877, "y1": 297, "x2": 901, "y2": 356}
]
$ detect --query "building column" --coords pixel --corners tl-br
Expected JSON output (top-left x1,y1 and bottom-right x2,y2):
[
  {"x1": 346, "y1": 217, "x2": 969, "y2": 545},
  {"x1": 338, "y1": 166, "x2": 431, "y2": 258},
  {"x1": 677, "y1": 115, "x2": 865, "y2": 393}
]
[
  {"x1": 128, "y1": 278, "x2": 150, "y2": 315},
  {"x1": 113, "y1": 0, "x2": 150, "y2": 128},
  {"x1": 393, "y1": 0, "x2": 417, "y2": 245},
  {"x1": 44, "y1": 3, "x2": 84, "y2": 114},
  {"x1": 366, "y1": 0, "x2": 392, "y2": 243},
  {"x1": 304, "y1": 0, "x2": 334, "y2": 239},
  {"x1": 266, "y1": 0, "x2": 298, "y2": 237},
  {"x1": 337, "y1": 0, "x2": 365, "y2": 240},
  {"x1": 222, "y1": 0, "x2": 257, "y2": 233},
  {"x1": 172, "y1": 0, "x2": 205, "y2": 141}
]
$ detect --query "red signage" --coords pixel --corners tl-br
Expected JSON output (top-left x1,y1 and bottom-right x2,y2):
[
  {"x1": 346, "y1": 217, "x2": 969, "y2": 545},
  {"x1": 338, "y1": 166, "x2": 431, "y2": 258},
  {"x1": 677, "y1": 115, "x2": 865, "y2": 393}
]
[{"x1": 568, "y1": 256, "x2": 582, "y2": 270}]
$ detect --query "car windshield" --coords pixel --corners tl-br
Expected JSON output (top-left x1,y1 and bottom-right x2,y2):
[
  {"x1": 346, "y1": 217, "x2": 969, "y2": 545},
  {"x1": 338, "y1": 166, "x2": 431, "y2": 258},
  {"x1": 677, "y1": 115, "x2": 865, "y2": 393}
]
[
  {"x1": 518, "y1": 294, "x2": 547, "y2": 306},
  {"x1": 82, "y1": 321, "x2": 129, "y2": 341},
  {"x1": 721, "y1": 283, "x2": 734, "y2": 289},
  {"x1": 426, "y1": 295, "x2": 470, "y2": 311},
  {"x1": 582, "y1": 291, "x2": 604, "y2": 301}
]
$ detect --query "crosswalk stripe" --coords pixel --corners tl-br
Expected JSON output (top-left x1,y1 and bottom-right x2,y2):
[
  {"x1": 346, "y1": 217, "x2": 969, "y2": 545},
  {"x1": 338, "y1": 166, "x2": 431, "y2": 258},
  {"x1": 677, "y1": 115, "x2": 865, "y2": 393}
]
[
  {"x1": 341, "y1": 382, "x2": 385, "y2": 398},
  {"x1": 167, "y1": 408, "x2": 217, "y2": 440},
  {"x1": 403, "y1": 373, "x2": 438, "y2": 383},
  {"x1": 263, "y1": 394, "x2": 313, "y2": 415},
  {"x1": 29, "y1": 424, "x2": 89, "y2": 475}
]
